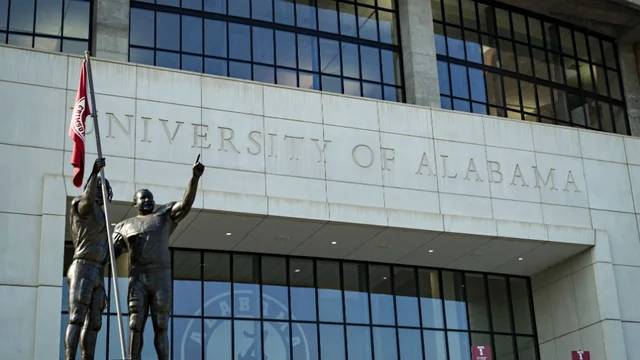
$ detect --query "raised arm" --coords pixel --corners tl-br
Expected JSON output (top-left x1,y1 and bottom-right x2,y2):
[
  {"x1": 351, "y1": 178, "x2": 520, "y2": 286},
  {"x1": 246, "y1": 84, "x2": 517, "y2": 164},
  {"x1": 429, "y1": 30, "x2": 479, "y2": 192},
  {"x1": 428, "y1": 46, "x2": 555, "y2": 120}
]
[
  {"x1": 76, "y1": 158, "x2": 105, "y2": 216},
  {"x1": 171, "y1": 155, "x2": 205, "y2": 222}
]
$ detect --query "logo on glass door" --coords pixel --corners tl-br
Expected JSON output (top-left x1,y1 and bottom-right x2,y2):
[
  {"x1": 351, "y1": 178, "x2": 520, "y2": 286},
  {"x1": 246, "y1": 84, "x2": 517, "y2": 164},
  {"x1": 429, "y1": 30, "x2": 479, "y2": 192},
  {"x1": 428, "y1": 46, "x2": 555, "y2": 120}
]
[{"x1": 179, "y1": 289, "x2": 312, "y2": 360}]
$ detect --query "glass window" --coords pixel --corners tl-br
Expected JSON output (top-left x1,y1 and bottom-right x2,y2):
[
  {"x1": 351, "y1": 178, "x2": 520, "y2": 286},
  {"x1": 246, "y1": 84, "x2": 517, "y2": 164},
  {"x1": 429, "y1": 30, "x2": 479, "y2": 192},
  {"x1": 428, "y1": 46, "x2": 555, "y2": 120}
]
[
  {"x1": 229, "y1": 23, "x2": 251, "y2": 61},
  {"x1": 465, "y1": 31, "x2": 482, "y2": 64},
  {"x1": 398, "y1": 328, "x2": 422, "y2": 360},
  {"x1": 369, "y1": 265, "x2": 395, "y2": 325},
  {"x1": 394, "y1": 267, "x2": 420, "y2": 327},
  {"x1": 298, "y1": 34, "x2": 319, "y2": 72},
  {"x1": 517, "y1": 336, "x2": 537, "y2": 360},
  {"x1": 290, "y1": 258, "x2": 316, "y2": 321},
  {"x1": 347, "y1": 326, "x2": 372, "y2": 360},
  {"x1": 468, "y1": 67, "x2": 486, "y2": 102},
  {"x1": 205, "y1": 0, "x2": 226, "y2": 13},
  {"x1": 381, "y1": 49, "x2": 401, "y2": 85},
  {"x1": 36, "y1": 0, "x2": 62, "y2": 35},
  {"x1": 342, "y1": 42, "x2": 360, "y2": 78},
  {"x1": 360, "y1": 46, "x2": 381, "y2": 82},
  {"x1": 182, "y1": 15, "x2": 203, "y2": 54},
  {"x1": 229, "y1": 0, "x2": 250, "y2": 17},
  {"x1": 174, "y1": 251, "x2": 201, "y2": 316},
  {"x1": 253, "y1": 27, "x2": 274, "y2": 64},
  {"x1": 344, "y1": 262, "x2": 369, "y2": 324},
  {"x1": 488, "y1": 275, "x2": 513, "y2": 333},
  {"x1": 0, "y1": 0, "x2": 9, "y2": 30},
  {"x1": 156, "y1": 12, "x2": 179, "y2": 51},
  {"x1": 297, "y1": 0, "x2": 317, "y2": 29},
  {"x1": 204, "y1": 252, "x2": 231, "y2": 317},
  {"x1": 357, "y1": 5, "x2": 378, "y2": 41},
  {"x1": 261, "y1": 256, "x2": 288, "y2": 320},
  {"x1": 205, "y1": 19, "x2": 227, "y2": 57},
  {"x1": 419, "y1": 269, "x2": 444, "y2": 328},
  {"x1": 447, "y1": 331, "x2": 471, "y2": 360},
  {"x1": 379, "y1": 10, "x2": 397, "y2": 44},
  {"x1": 235, "y1": 320, "x2": 262, "y2": 359},
  {"x1": 424, "y1": 330, "x2": 447, "y2": 360},
  {"x1": 443, "y1": 0, "x2": 460, "y2": 26},
  {"x1": 130, "y1": 8, "x2": 154, "y2": 47},
  {"x1": 230, "y1": 60, "x2": 252, "y2": 79},
  {"x1": 275, "y1": 0, "x2": 295, "y2": 25},
  {"x1": 461, "y1": 0, "x2": 477, "y2": 29},
  {"x1": 373, "y1": 327, "x2": 398, "y2": 360},
  {"x1": 263, "y1": 321, "x2": 289, "y2": 360},
  {"x1": 450, "y1": 63, "x2": 469, "y2": 98},
  {"x1": 495, "y1": 335, "x2": 516, "y2": 360},
  {"x1": 253, "y1": 0, "x2": 273, "y2": 21},
  {"x1": 446, "y1": 26, "x2": 465, "y2": 60},
  {"x1": 317, "y1": 260, "x2": 343, "y2": 322},
  {"x1": 294, "y1": 322, "x2": 319, "y2": 360},
  {"x1": 442, "y1": 271, "x2": 468, "y2": 330},
  {"x1": 495, "y1": 8, "x2": 510, "y2": 38},
  {"x1": 233, "y1": 254, "x2": 260, "y2": 318},
  {"x1": 320, "y1": 324, "x2": 345, "y2": 360},
  {"x1": 318, "y1": 0, "x2": 338, "y2": 33},
  {"x1": 465, "y1": 273, "x2": 489, "y2": 331}
]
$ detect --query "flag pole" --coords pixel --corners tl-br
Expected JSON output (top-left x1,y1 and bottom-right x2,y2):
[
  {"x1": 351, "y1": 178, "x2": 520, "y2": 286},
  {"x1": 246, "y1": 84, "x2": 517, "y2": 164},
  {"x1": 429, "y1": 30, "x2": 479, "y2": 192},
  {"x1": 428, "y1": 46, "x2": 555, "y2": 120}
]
[{"x1": 83, "y1": 51, "x2": 127, "y2": 360}]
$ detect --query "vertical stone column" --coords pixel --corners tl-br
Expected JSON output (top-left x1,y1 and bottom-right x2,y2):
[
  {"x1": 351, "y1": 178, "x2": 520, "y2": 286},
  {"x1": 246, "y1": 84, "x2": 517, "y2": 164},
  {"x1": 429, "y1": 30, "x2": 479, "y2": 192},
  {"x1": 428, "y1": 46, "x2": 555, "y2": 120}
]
[
  {"x1": 92, "y1": 0, "x2": 130, "y2": 61},
  {"x1": 618, "y1": 27, "x2": 640, "y2": 136},
  {"x1": 398, "y1": 0, "x2": 441, "y2": 107}
]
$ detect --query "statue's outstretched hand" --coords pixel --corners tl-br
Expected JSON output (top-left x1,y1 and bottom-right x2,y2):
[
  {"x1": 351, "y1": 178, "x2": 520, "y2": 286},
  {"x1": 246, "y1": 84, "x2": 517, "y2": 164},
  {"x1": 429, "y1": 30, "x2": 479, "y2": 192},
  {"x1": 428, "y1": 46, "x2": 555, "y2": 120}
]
[{"x1": 193, "y1": 154, "x2": 205, "y2": 178}]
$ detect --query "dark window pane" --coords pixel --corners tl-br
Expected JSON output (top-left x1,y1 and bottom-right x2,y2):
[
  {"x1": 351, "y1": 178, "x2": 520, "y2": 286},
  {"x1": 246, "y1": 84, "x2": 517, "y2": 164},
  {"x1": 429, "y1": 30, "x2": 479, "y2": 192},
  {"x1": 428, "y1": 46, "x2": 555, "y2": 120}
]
[
  {"x1": 343, "y1": 262, "x2": 369, "y2": 324},
  {"x1": 261, "y1": 256, "x2": 287, "y2": 319},
  {"x1": 276, "y1": 30, "x2": 296, "y2": 67},
  {"x1": 369, "y1": 264, "x2": 394, "y2": 325},
  {"x1": 499, "y1": 39, "x2": 516, "y2": 72},
  {"x1": 182, "y1": 16, "x2": 203, "y2": 54},
  {"x1": 488, "y1": 275, "x2": 513, "y2": 333},
  {"x1": 229, "y1": 23, "x2": 251, "y2": 61},
  {"x1": 379, "y1": 0, "x2": 394, "y2": 10},
  {"x1": 442, "y1": 271, "x2": 468, "y2": 330},
  {"x1": 485, "y1": 71, "x2": 504, "y2": 107},
  {"x1": 253, "y1": 27, "x2": 274, "y2": 64},
  {"x1": 548, "y1": 52, "x2": 564, "y2": 84},
  {"x1": 379, "y1": 10, "x2": 397, "y2": 44},
  {"x1": 290, "y1": 258, "x2": 316, "y2": 321},
  {"x1": 516, "y1": 43, "x2": 532, "y2": 76},
  {"x1": 357, "y1": 6, "x2": 377, "y2": 41},
  {"x1": 342, "y1": 42, "x2": 359, "y2": 78},
  {"x1": 481, "y1": 35, "x2": 498, "y2": 67},
  {"x1": 63, "y1": 0, "x2": 90, "y2": 38},
  {"x1": 394, "y1": 267, "x2": 419, "y2": 327},
  {"x1": 477, "y1": 3, "x2": 494, "y2": 34},
  {"x1": 157, "y1": 0, "x2": 178, "y2": 6},
  {"x1": 443, "y1": 0, "x2": 460, "y2": 25},
  {"x1": 521, "y1": 80, "x2": 537, "y2": 114},
  {"x1": 36, "y1": 0, "x2": 62, "y2": 35},
  {"x1": 504, "y1": 76, "x2": 520, "y2": 110},
  {"x1": 320, "y1": 38, "x2": 340, "y2": 75},
  {"x1": 446, "y1": 26, "x2": 465, "y2": 60},
  {"x1": 234, "y1": 320, "x2": 262, "y2": 359},
  {"x1": 575, "y1": 31, "x2": 588, "y2": 60},
  {"x1": 447, "y1": 331, "x2": 470, "y2": 360},
  {"x1": 339, "y1": 3, "x2": 357, "y2": 37},
  {"x1": 277, "y1": 67, "x2": 297, "y2": 86},
  {"x1": 34, "y1": 37, "x2": 60, "y2": 51},
  {"x1": 517, "y1": 336, "x2": 537, "y2": 360},
  {"x1": 317, "y1": 260, "x2": 343, "y2": 322},
  {"x1": 553, "y1": 88, "x2": 570, "y2": 121},
  {"x1": 130, "y1": 8, "x2": 154, "y2": 47},
  {"x1": 174, "y1": 251, "x2": 201, "y2": 316},
  {"x1": 461, "y1": 0, "x2": 477, "y2": 29},
  {"x1": 373, "y1": 327, "x2": 398, "y2": 360},
  {"x1": 229, "y1": 0, "x2": 250, "y2": 17},
  {"x1": 579, "y1": 61, "x2": 594, "y2": 91},
  {"x1": 320, "y1": 324, "x2": 345, "y2": 360},
  {"x1": 593, "y1": 65, "x2": 608, "y2": 96},
  {"x1": 182, "y1": 54, "x2": 203, "y2": 72},
  {"x1": 608, "y1": 70, "x2": 622, "y2": 100},
  {"x1": 465, "y1": 273, "x2": 489, "y2": 331},
  {"x1": 322, "y1": 75, "x2": 342, "y2": 93},
  {"x1": 434, "y1": 23, "x2": 446, "y2": 55},
  {"x1": 275, "y1": 0, "x2": 295, "y2": 25},
  {"x1": 545, "y1": 22, "x2": 560, "y2": 51},
  {"x1": 495, "y1": 335, "x2": 516, "y2": 360},
  {"x1": 564, "y1": 56, "x2": 579, "y2": 88},
  {"x1": 450, "y1": 63, "x2": 469, "y2": 98},
  {"x1": 381, "y1": 50, "x2": 401, "y2": 85},
  {"x1": 203, "y1": 252, "x2": 231, "y2": 317},
  {"x1": 344, "y1": 79, "x2": 361, "y2": 96},
  {"x1": 589, "y1": 36, "x2": 603, "y2": 64},
  {"x1": 204, "y1": 19, "x2": 227, "y2": 57},
  {"x1": 360, "y1": 46, "x2": 380, "y2": 82},
  {"x1": 469, "y1": 67, "x2": 486, "y2": 102},
  {"x1": 9, "y1": 0, "x2": 34, "y2": 32},
  {"x1": 465, "y1": 31, "x2": 482, "y2": 64},
  {"x1": 532, "y1": 48, "x2": 548, "y2": 80},
  {"x1": 204, "y1": 0, "x2": 226, "y2": 13},
  {"x1": 424, "y1": 330, "x2": 447, "y2": 360},
  {"x1": 130, "y1": 47, "x2": 154, "y2": 65},
  {"x1": 298, "y1": 34, "x2": 319, "y2": 72},
  {"x1": 297, "y1": 0, "x2": 317, "y2": 29},
  {"x1": 537, "y1": 85, "x2": 554, "y2": 118},
  {"x1": 157, "y1": 12, "x2": 179, "y2": 51},
  {"x1": 613, "y1": 105, "x2": 627, "y2": 134},
  {"x1": 495, "y1": 8, "x2": 510, "y2": 38},
  {"x1": 398, "y1": 328, "x2": 422, "y2": 360},
  {"x1": 419, "y1": 269, "x2": 444, "y2": 328},
  {"x1": 299, "y1": 71, "x2": 320, "y2": 90},
  {"x1": 318, "y1": 0, "x2": 338, "y2": 33},
  {"x1": 599, "y1": 101, "x2": 614, "y2": 133},
  {"x1": 528, "y1": 17, "x2": 544, "y2": 47},
  {"x1": 432, "y1": 0, "x2": 442, "y2": 22},
  {"x1": 233, "y1": 254, "x2": 260, "y2": 318},
  {"x1": 347, "y1": 326, "x2": 372, "y2": 360},
  {"x1": 559, "y1": 26, "x2": 573, "y2": 55},
  {"x1": 205, "y1": 57, "x2": 227, "y2": 76},
  {"x1": 156, "y1": 50, "x2": 179, "y2": 68},
  {"x1": 512, "y1": 13, "x2": 527, "y2": 43},
  {"x1": 252, "y1": 0, "x2": 273, "y2": 21},
  {"x1": 510, "y1": 278, "x2": 533, "y2": 334}
]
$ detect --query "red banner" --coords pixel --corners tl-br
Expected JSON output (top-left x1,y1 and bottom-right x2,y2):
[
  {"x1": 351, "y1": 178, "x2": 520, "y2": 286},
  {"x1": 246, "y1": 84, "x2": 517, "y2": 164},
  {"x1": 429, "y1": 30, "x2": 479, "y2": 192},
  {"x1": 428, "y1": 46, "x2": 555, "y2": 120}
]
[
  {"x1": 68, "y1": 60, "x2": 91, "y2": 187},
  {"x1": 472, "y1": 345, "x2": 492, "y2": 360},
  {"x1": 572, "y1": 350, "x2": 590, "y2": 360}
]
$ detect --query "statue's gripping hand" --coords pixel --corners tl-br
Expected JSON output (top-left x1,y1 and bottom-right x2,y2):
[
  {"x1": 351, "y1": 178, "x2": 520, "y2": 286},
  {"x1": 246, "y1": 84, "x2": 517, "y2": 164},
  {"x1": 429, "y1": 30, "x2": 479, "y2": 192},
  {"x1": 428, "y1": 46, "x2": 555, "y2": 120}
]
[{"x1": 193, "y1": 155, "x2": 205, "y2": 178}]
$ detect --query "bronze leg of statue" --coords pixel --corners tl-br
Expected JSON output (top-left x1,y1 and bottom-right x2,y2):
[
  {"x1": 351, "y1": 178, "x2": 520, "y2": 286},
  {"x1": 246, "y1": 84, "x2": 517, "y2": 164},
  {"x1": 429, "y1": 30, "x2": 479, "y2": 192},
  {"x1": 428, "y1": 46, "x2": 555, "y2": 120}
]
[
  {"x1": 80, "y1": 283, "x2": 105, "y2": 360},
  {"x1": 128, "y1": 277, "x2": 148, "y2": 360},
  {"x1": 150, "y1": 271, "x2": 171, "y2": 360},
  {"x1": 65, "y1": 264, "x2": 93, "y2": 360}
]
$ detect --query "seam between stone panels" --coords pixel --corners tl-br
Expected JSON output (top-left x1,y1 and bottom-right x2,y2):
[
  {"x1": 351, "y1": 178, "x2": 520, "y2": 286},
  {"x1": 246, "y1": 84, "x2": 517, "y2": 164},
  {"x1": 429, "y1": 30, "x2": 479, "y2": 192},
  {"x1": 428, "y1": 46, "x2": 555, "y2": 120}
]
[
  {"x1": 577, "y1": 133, "x2": 596, "y2": 230},
  {"x1": 533, "y1": 260, "x2": 616, "y2": 291},
  {"x1": 429, "y1": 109, "x2": 445, "y2": 231},
  {"x1": 530, "y1": 123, "x2": 550, "y2": 241},
  {"x1": 233, "y1": 216, "x2": 267, "y2": 252},
  {"x1": 320, "y1": 94, "x2": 331, "y2": 222},
  {"x1": 0, "y1": 283, "x2": 62, "y2": 288},
  {"x1": 376, "y1": 102, "x2": 389, "y2": 227},
  {"x1": 481, "y1": 115, "x2": 499, "y2": 236},
  {"x1": 262, "y1": 85, "x2": 269, "y2": 214},
  {"x1": 538, "y1": 318, "x2": 624, "y2": 344},
  {"x1": 288, "y1": 221, "x2": 329, "y2": 256},
  {"x1": 0, "y1": 78, "x2": 68, "y2": 92}
]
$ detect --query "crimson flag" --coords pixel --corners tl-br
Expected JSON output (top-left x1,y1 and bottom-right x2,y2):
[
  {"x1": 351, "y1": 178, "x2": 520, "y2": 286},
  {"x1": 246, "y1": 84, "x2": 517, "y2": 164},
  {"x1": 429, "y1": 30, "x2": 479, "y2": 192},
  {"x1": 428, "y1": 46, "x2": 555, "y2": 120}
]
[{"x1": 68, "y1": 60, "x2": 92, "y2": 187}]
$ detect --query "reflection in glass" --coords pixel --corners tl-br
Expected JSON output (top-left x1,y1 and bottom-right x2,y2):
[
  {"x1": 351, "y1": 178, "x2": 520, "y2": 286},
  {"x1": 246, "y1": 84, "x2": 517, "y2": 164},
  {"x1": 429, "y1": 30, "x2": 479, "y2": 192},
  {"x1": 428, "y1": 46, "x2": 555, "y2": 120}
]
[
  {"x1": 235, "y1": 320, "x2": 262, "y2": 360},
  {"x1": 182, "y1": 16, "x2": 203, "y2": 54},
  {"x1": 465, "y1": 273, "x2": 489, "y2": 331},
  {"x1": 442, "y1": 271, "x2": 468, "y2": 330},
  {"x1": 347, "y1": 325, "x2": 372, "y2": 360},
  {"x1": 234, "y1": 254, "x2": 260, "y2": 318},
  {"x1": 370, "y1": 265, "x2": 395, "y2": 325},
  {"x1": 379, "y1": 10, "x2": 397, "y2": 44},
  {"x1": 339, "y1": 2, "x2": 357, "y2": 37},
  {"x1": 204, "y1": 319, "x2": 231, "y2": 359},
  {"x1": 205, "y1": 20, "x2": 227, "y2": 57},
  {"x1": 275, "y1": 0, "x2": 295, "y2": 25},
  {"x1": 263, "y1": 321, "x2": 290, "y2": 360},
  {"x1": 517, "y1": 336, "x2": 537, "y2": 360},
  {"x1": 290, "y1": 258, "x2": 316, "y2": 321},
  {"x1": 275, "y1": 30, "x2": 296, "y2": 68},
  {"x1": 342, "y1": 42, "x2": 360, "y2": 79},
  {"x1": 298, "y1": 34, "x2": 319, "y2": 72},
  {"x1": 451, "y1": 63, "x2": 469, "y2": 99},
  {"x1": 373, "y1": 327, "x2": 398, "y2": 360},
  {"x1": 495, "y1": 334, "x2": 516, "y2": 360},
  {"x1": 293, "y1": 322, "x2": 319, "y2": 360},
  {"x1": 156, "y1": 12, "x2": 179, "y2": 51},
  {"x1": 443, "y1": 0, "x2": 460, "y2": 26},
  {"x1": 470, "y1": 332, "x2": 491, "y2": 360},
  {"x1": 204, "y1": 253, "x2": 231, "y2": 317},
  {"x1": 446, "y1": 26, "x2": 464, "y2": 60},
  {"x1": 130, "y1": 8, "x2": 154, "y2": 47},
  {"x1": 360, "y1": 46, "x2": 381, "y2": 82},
  {"x1": 357, "y1": 6, "x2": 377, "y2": 41},
  {"x1": 465, "y1": 31, "x2": 482, "y2": 64},
  {"x1": 317, "y1": 260, "x2": 343, "y2": 322},
  {"x1": 229, "y1": 23, "x2": 251, "y2": 61},
  {"x1": 10, "y1": 0, "x2": 34, "y2": 32},
  {"x1": 320, "y1": 324, "x2": 345, "y2": 360},
  {"x1": 344, "y1": 262, "x2": 370, "y2": 324},
  {"x1": 398, "y1": 328, "x2": 422, "y2": 360},
  {"x1": 174, "y1": 251, "x2": 201, "y2": 316},
  {"x1": 36, "y1": 0, "x2": 62, "y2": 35},
  {"x1": 174, "y1": 317, "x2": 202, "y2": 359},
  {"x1": 510, "y1": 278, "x2": 533, "y2": 334},
  {"x1": 394, "y1": 267, "x2": 420, "y2": 327},
  {"x1": 424, "y1": 330, "x2": 447, "y2": 360},
  {"x1": 447, "y1": 331, "x2": 471, "y2": 360},
  {"x1": 419, "y1": 269, "x2": 444, "y2": 328},
  {"x1": 252, "y1": 0, "x2": 273, "y2": 21},
  {"x1": 229, "y1": 0, "x2": 250, "y2": 17},
  {"x1": 318, "y1": 0, "x2": 338, "y2": 33},
  {"x1": 297, "y1": 0, "x2": 317, "y2": 29},
  {"x1": 253, "y1": 27, "x2": 274, "y2": 64},
  {"x1": 468, "y1": 68, "x2": 486, "y2": 103},
  {"x1": 262, "y1": 256, "x2": 288, "y2": 320},
  {"x1": 488, "y1": 275, "x2": 513, "y2": 333}
]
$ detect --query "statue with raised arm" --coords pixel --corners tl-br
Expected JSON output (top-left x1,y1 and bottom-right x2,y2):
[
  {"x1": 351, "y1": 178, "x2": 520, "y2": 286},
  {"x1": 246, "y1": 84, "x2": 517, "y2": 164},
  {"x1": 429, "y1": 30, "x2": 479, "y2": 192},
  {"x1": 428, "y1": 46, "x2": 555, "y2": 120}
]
[
  {"x1": 65, "y1": 158, "x2": 112, "y2": 360},
  {"x1": 113, "y1": 156, "x2": 205, "y2": 360}
]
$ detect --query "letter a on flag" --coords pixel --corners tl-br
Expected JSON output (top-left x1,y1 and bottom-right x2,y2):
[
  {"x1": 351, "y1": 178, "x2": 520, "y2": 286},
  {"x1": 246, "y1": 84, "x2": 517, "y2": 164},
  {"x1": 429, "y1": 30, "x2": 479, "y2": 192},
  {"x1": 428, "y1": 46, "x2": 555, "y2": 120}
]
[{"x1": 68, "y1": 60, "x2": 91, "y2": 187}]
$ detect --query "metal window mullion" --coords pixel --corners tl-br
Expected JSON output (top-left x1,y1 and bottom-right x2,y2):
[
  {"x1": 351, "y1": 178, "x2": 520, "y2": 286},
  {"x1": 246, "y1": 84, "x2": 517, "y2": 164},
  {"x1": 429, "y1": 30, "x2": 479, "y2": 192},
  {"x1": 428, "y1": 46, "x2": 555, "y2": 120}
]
[
  {"x1": 200, "y1": 251, "x2": 205, "y2": 359},
  {"x1": 339, "y1": 261, "x2": 347, "y2": 360},
  {"x1": 569, "y1": 30, "x2": 583, "y2": 91},
  {"x1": 414, "y1": 268, "x2": 426, "y2": 360},
  {"x1": 526, "y1": 277, "x2": 542, "y2": 360},
  {"x1": 366, "y1": 265, "x2": 374, "y2": 360},
  {"x1": 258, "y1": 255, "x2": 264, "y2": 360},
  {"x1": 483, "y1": 274, "x2": 497, "y2": 360},
  {"x1": 390, "y1": 267, "x2": 400, "y2": 360},
  {"x1": 506, "y1": 277, "x2": 520, "y2": 360},
  {"x1": 171, "y1": 250, "x2": 175, "y2": 359},
  {"x1": 286, "y1": 257, "x2": 294, "y2": 360},
  {"x1": 438, "y1": 270, "x2": 450, "y2": 360},
  {"x1": 583, "y1": 33, "x2": 602, "y2": 130},
  {"x1": 230, "y1": 253, "x2": 235, "y2": 359},
  {"x1": 460, "y1": 271, "x2": 473, "y2": 359}
]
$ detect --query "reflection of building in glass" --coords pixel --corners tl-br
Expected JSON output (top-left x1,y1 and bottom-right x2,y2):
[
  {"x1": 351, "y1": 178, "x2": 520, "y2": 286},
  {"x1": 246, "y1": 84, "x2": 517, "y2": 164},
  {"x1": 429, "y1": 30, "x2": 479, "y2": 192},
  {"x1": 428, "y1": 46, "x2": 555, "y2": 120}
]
[{"x1": 61, "y1": 249, "x2": 538, "y2": 359}]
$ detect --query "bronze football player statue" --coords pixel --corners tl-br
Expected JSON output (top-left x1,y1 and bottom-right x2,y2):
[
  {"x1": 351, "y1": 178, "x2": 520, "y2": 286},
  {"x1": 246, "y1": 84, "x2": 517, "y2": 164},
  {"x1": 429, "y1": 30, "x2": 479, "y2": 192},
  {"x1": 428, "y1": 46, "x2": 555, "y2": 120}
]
[
  {"x1": 113, "y1": 156, "x2": 204, "y2": 360},
  {"x1": 65, "y1": 158, "x2": 112, "y2": 360}
]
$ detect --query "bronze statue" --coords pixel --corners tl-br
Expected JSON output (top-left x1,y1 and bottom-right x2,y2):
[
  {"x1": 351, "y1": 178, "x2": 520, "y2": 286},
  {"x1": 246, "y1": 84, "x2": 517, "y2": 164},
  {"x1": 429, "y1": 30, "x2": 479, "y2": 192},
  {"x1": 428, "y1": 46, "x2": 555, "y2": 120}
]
[
  {"x1": 113, "y1": 156, "x2": 205, "y2": 360},
  {"x1": 65, "y1": 158, "x2": 112, "y2": 360}
]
